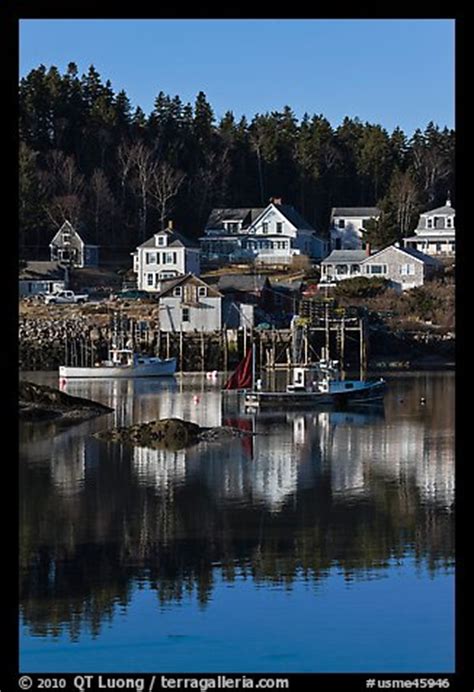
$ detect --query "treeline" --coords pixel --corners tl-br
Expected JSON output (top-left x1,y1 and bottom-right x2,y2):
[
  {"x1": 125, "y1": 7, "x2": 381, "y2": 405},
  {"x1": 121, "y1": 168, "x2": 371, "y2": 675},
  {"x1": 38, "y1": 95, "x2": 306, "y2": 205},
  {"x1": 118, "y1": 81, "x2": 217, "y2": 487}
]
[{"x1": 20, "y1": 63, "x2": 455, "y2": 256}]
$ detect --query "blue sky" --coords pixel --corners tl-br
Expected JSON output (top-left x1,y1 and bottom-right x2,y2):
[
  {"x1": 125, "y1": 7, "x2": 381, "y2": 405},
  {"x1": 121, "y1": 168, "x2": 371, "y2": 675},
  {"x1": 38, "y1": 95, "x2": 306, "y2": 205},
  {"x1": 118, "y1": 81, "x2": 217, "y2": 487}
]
[{"x1": 19, "y1": 19, "x2": 455, "y2": 135}]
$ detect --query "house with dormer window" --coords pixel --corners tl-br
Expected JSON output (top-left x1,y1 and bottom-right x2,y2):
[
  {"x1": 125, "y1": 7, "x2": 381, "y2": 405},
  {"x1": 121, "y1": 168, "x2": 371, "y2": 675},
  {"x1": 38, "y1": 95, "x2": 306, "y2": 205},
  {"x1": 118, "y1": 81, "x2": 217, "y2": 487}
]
[
  {"x1": 49, "y1": 220, "x2": 99, "y2": 268},
  {"x1": 200, "y1": 198, "x2": 326, "y2": 266},
  {"x1": 132, "y1": 222, "x2": 200, "y2": 292},
  {"x1": 403, "y1": 198, "x2": 455, "y2": 257}
]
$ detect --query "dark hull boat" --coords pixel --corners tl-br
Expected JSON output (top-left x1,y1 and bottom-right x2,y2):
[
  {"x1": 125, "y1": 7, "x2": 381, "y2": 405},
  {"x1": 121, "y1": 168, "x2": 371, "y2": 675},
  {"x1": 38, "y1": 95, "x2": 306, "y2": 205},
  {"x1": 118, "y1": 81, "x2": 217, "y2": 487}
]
[
  {"x1": 224, "y1": 346, "x2": 387, "y2": 411},
  {"x1": 244, "y1": 378, "x2": 386, "y2": 410}
]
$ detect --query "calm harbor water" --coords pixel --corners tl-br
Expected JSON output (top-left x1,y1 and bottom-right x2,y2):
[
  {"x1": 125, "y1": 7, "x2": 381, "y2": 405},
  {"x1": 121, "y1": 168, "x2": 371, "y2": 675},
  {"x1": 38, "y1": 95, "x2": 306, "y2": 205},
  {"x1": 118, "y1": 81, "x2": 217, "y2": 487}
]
[{"x1": 19, "y1": 371, "x2": 455, "y2": 673}]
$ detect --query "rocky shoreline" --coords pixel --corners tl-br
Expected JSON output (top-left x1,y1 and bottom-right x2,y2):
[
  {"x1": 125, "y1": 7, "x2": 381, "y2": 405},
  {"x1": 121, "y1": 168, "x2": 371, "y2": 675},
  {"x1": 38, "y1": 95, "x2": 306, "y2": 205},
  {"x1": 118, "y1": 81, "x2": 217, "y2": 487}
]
[
  {"x1": 19, "y1": 380, "x2": 113, "y2": 423},
  {"x1": 95, "y1": 417, "x2": 255, "y2": 450}
]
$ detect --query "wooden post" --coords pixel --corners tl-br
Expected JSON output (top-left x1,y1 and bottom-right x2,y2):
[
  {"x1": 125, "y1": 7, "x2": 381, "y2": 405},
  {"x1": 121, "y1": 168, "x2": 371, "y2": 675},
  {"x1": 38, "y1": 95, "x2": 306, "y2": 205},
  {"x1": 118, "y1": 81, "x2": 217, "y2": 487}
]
[
  {"x1": 325, "y1": 302, "x2": 330, "y2": 360},
  {"x1": 223, "y1": 329, "x2": 228, "y2": 373},
  {"x1": 179, "y1": 327, "x2": 184, "y2": 372},
  {"x1": 340, "y1": 317, "x2": 345, "y2": 379},
  {"x1": 200, "y1": 330, "x2": 205, "y2": 372},
  {"x1": 166, "y1": 331, "x2": 170, "y2": 359},
  {"x1": 359, "y1": 317, "x2": 367, "y2": 379}
]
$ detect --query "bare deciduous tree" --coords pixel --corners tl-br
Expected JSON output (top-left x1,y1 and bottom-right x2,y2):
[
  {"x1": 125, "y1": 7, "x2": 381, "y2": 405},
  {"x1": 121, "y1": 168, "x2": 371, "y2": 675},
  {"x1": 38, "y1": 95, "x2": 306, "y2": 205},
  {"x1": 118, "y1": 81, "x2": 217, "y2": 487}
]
[
  {"x1": 41, "y1": 150, "x2": 85, "y2": 227},
  {"x1": 89, "y1": 169, "x2": 115, "y2": 244},
  {"x1": 129, "y1": 142, "x2": 157, "y2": 241},
  {"x1": 149, "y1": 162, "x2": 186, "y2": 229}
]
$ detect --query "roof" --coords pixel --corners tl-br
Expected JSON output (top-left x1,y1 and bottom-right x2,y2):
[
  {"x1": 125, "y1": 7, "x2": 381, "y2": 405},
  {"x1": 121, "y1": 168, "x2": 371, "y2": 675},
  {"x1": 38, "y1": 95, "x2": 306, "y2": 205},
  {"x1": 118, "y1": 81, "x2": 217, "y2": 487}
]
[
  {"x1": 50, "y1": 220, "x2": 99, "y2": 246},
  {"x1": 421, "y1": 203, "x2": 455, "y2": 216},
  {"x1": 217, "y1": 274, "x2": 270, "y2": 293},
  {"x1": 331, "y1": 207, "x2": 381, "y2": 218},
  {"x1": 274, "y1": 204, "x2": 314, "y2": 230},
  {"x1": 157, "y1": 273, "x2": 222, "y2": 299},
  {"x1": 321, "y1": 250, "x2": 368, "y2": 264},
  {"x1": 138, "y1": 229, "x2": 199, "y2": 249},
  {"x1": 19, "y1": 261, "x2": 66, "y2": 280},
  {"x1": 205, "y1": 208, "x2": 264, "y2": 230},
  {"x1": 361, "y1": 244, "x2": 441, "y2": 266}
]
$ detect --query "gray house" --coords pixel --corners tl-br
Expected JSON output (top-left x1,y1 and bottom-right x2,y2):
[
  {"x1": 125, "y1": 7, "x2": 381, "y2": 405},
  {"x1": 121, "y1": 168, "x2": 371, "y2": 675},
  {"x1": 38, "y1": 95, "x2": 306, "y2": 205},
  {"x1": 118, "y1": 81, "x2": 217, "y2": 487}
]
[
  {"x1": 320, "y1": 250, "x2": 368, "y2": 282},
  {"x1": 158, "y1": 274, "x2": 225, "y2": 333},
  {"x1": 360, "y1": 244, "x2": 441, "y2": 291},
  {"x1": 19, "y1": 261, "x2": 66, "y2": 297},
  {"x1": 50, "y1": 220, "x2": 99, "y2": 268}
]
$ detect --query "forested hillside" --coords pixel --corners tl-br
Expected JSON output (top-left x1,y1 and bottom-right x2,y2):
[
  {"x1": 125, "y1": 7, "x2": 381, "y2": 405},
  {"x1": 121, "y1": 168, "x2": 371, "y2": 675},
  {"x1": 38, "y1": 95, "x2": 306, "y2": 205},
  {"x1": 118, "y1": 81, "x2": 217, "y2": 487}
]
[{"x1": 19, "y1": 63, "x2": 455, "y2": 258}]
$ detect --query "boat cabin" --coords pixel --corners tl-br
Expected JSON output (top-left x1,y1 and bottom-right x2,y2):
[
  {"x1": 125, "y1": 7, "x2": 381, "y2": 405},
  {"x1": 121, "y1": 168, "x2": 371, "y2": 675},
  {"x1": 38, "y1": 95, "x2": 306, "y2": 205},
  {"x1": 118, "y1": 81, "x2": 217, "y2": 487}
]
[
  {"x1": 109, "y1": 348, "x2": 135, "y2": 367},
  {"x1": 288, "y1": 365, "x2": 321, "y2": 392}
]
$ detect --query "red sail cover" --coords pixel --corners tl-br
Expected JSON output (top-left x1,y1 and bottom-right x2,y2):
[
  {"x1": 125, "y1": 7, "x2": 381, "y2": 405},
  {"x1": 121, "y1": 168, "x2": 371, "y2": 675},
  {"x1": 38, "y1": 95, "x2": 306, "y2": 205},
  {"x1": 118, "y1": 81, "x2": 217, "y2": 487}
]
[{"x1": 224, "y1": 349, "x2": 253, "y2": 389}]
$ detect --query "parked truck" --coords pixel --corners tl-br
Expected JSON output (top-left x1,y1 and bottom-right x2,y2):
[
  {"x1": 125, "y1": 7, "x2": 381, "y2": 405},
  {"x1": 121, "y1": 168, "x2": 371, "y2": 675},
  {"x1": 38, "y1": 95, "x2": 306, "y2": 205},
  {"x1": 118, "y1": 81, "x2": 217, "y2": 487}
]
[{"x1": 44, "y1": 290, "x2": 89, "y2": 305}]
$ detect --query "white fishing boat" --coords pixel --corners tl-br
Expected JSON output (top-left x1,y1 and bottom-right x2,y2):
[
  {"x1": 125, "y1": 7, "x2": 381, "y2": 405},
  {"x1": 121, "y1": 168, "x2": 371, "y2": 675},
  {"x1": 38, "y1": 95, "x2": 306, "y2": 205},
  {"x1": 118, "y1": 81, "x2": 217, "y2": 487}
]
[{"x1": 59, "y1": 347, "x2": 177, "y2": 379}]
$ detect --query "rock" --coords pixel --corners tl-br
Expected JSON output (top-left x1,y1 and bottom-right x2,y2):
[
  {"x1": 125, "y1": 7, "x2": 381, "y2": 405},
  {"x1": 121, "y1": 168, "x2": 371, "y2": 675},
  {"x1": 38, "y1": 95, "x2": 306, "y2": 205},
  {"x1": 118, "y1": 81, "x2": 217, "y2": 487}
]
[
  {"x1": 19, "y1": 380, "x2": 113, "y2": 424},
  {"x1": 95, "y1": 418, "x2": 255, "y2": 450}
]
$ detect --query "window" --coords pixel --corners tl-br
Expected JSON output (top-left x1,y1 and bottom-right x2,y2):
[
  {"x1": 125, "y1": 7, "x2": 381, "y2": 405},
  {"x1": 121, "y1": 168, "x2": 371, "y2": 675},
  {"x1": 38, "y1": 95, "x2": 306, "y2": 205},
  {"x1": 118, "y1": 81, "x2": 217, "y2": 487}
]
[
  {"x1": 182, "y1": 308, "x2": 190, "y2": 322},
  {"x1": 198, "y1": 286, "x2": 207, "y2": 297},
  {"x1": 146, "y1": 252, "x2": 156, "y2": 264},
  {"x1": 446, "y1": 217, "x2": 453, "y2": 228},
  {"x1": 157, "y1": 235, "x2": 165, "y2": 246},
  {"x1": 147, "y1": 274, "x2": 154, "y2": 286},
  {"x1": 225, "y1": 222, "x2": 239, "y2": 234},
  {"x1": 174, "y1": 286, "x2": 182, "y2": 296},
  {"x1": 62, "y1": 233, "x2": 71, "y2": 243},
  {"x1": 276, "y1": 222, "x2": 283, "y2": 234},
  {"x1": 338, "y1": 219, "x2": 345, "y2": 229},
  {"x1": 400, "y1": 264, "x2": 415, "y2": 275},
  {"x1": 262, "y1": 222, "x2": 268, "y2": 234},
  {"x1": 427, "y1": 218, "x2": 433, "y2": 229},
  {"x1": 368, "y1": 264, "x2": 387, "y2": 275},
  {"x1": 162, "y1": 252, "x2": 175, "y2": 264},
  {"x1": 335, "y1": 238, "x2": 342, "y2": 250}
]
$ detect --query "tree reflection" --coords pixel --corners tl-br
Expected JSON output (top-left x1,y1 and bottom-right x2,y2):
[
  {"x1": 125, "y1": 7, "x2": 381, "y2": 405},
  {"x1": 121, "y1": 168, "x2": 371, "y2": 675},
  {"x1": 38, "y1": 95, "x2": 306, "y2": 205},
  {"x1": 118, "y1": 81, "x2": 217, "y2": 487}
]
[{"x1": 20, "y1": 375, "x2": 455, "y2": 640}]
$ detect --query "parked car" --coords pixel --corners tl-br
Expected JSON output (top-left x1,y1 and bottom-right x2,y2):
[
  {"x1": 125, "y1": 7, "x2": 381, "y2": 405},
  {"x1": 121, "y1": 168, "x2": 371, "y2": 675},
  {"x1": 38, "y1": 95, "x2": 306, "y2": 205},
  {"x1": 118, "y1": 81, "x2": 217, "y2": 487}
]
[{"x1": 44, "y1": 290, "x2": 89, "y2": 305}]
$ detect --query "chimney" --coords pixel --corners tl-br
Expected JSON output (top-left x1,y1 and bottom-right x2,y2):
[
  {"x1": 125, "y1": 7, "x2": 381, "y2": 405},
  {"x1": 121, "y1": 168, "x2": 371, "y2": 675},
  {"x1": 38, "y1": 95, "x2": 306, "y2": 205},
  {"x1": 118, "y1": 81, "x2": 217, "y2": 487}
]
[
  {"x1": 365, "y1": 242, "x2": 371, "y2": 256},
  {"x1": 167, "y1": 220, "x2": 173, "y2": 230},
  {"x1": 269, "y1": 197, "x2": 282, "y2": 206}
]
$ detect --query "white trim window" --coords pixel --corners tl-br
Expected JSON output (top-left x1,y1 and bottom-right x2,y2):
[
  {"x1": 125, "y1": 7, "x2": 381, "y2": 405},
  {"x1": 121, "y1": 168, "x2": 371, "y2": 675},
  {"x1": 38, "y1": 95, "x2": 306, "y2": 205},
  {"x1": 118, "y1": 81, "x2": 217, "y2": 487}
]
[
  {"x1": 198, "y1": 286, "x2": 207, "y2": 297},
  {"x1": 174, "y1": 286, "x2": 182, "y2": 297},
  {"x1": 400, "y1": 263, "x2": 416, "y2": 275},
  {"x1": 367, "y1": 264, "x2": 387, "y2": 275},
  {"x1": 157, "y1": 235, "x2": 166, "y2": 246},
  {"x1": 147, "y1": 273, "x2": 154, "y2": 287},
  {"x1": 262, "y1": 222, "x2": 269, "y2": 234},
  {"x1": 427, "y1": 218, "x2": 433, "y2": 229},
  {"x1": 146, "y1": 252, "x2": 157, "y2": 264},
  {"x1": 182, "y1": 307, "x2": 190, "y2": 322},
  {"x1": 446, "y1": 217, "x2": 453, "y2": 228},
  {"x1": 276, "y1": 221, "x2": 283, "y2": 234}
]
